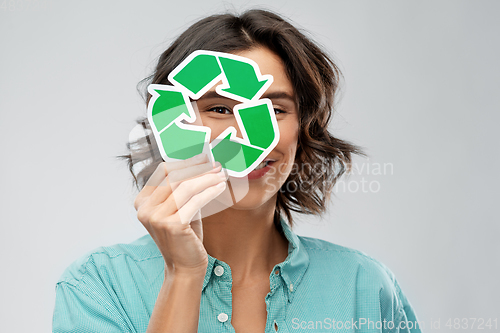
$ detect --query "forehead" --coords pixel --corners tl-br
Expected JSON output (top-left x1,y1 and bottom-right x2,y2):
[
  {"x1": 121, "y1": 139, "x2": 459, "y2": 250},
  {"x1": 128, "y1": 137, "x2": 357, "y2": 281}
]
[
  {"x1": 234, "y1": 47, "x2": 293, "y2": 94},
  {"x1": 201, "y1": 47, "x2": 295, "y2": 98}
]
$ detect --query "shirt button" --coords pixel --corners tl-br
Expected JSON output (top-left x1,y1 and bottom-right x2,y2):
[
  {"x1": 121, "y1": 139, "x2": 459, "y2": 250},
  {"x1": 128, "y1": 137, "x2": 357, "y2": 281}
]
[
  {"x1": 217, "y1": 312, "x2": 229, "y2": 322},
  {"x1": 289, "y1": 284, "x2": 294, "y2": 292},
  {"x1": 274, "y1": 268, "x2": 280, "y2": 275},
  {"x1": 214, "y1": 265, "x2": 224, "y2": 276}
]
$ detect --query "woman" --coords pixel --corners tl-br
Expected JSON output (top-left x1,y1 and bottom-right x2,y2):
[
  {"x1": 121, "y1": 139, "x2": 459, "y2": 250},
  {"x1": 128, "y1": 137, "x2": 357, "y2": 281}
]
[{"x1": 53, "y1": 9, "x2": 421, "y2": 333}]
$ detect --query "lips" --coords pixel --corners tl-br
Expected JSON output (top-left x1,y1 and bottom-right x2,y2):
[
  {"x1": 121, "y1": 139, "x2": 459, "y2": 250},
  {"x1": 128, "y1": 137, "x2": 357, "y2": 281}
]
[{"x1": 247, "y1": 158, "x2": 276, "y2": 179}]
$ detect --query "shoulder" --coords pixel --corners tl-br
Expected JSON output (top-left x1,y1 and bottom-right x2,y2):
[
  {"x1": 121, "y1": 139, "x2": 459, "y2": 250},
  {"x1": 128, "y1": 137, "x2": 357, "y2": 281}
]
[
  {"x1": 57, "y1": 234, "x2": 163, "y2": 286},
  {"x1": 298, "y1": 235, "x2": 398, "y2": 291},
  {"x1": 295, "y1": 236, "x2": 421, "y2": 328},
  {"x1": 53, "y1": 235, "x2": 163, "y2": 331}
]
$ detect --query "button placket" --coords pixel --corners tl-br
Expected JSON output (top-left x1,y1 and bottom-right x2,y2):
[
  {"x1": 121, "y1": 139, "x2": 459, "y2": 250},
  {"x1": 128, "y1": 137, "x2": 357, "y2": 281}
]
[
  {"x1": 211, "y1": 260, "x2": 233, "y2": 331},
  {"x1": 265, "y1": 270, "x2": 290, "y2": 333}
]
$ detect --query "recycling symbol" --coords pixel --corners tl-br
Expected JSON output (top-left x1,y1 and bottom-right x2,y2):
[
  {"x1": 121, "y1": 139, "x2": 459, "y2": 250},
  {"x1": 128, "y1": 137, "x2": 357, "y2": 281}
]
[{"x1": 147, "y1": 50, "x2": 280, "y2": 177}]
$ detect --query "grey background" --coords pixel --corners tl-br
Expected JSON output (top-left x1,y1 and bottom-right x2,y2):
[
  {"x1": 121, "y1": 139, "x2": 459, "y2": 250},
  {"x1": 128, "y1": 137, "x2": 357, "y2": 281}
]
[{"x1": 1, "y1": 0, "x2": 499, "y2": 332}]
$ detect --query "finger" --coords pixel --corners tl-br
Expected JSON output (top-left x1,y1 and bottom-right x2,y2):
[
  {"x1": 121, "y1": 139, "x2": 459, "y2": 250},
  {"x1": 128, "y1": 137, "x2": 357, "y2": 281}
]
[
  {"x1": 163, "y1": 153, "x2": 213, "y2": 178},
  {"x1": 177, "y1": 181, "x2": 227, "y2": 224},
  {"x1": 135, "y1": 162, "x2": 167, "y2": 210},
  {"x1": 146, "y1": 153, "x2": 209, "y2": 188},
  {"x1": 168, "y1": 161, "x2": 221, "y2": 188},
  {"x1": 149, "y1": 170, "x2": 226, "y2": 218},
  {"x1": 145, "y1": 163, "x2": 222, "y2": 210},
  {"x1": 170, "y1": 171, "x2": 226, "y2": 212},
  {"x1": 135, "y1": 154, "x2": 212, "y2": 210}
]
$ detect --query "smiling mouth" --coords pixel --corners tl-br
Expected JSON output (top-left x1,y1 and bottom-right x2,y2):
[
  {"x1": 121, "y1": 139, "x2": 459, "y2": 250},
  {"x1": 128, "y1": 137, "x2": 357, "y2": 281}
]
[{"x1": 254, "y1": 159, "x2": 276, "y2": 170}]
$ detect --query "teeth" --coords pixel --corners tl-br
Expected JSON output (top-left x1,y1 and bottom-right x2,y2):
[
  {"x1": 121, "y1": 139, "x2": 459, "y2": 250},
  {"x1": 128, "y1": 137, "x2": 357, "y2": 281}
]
[
  {"x1": 254, "y1": 160, "x2": 273, "y2": 170},
  {"x1": 255, "y1": 161, "x2": 267, "y2": 170}
]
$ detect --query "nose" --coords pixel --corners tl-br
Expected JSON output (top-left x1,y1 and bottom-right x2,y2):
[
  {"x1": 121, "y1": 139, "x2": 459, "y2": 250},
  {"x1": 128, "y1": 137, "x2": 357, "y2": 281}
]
[
  {"x1": 208, "y1": 114, "x2": 244, "y2": 142},
  {"x1": 231, "y1": 115, "x2": 244, "y2": 140}
]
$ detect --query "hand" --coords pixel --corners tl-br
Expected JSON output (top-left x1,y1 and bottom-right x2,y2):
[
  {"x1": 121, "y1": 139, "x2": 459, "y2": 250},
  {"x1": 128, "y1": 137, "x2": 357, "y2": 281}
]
[{"x1": 134, "y1": 154, "x2": 226, "y2": 276}]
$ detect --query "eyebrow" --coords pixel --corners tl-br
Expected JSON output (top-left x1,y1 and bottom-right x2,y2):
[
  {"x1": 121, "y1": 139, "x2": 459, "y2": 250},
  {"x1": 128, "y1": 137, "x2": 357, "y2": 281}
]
[
  {"x1": 197, "y1": 91, "x2": 224, "y2": 100},
  {"x1": 198, "y1": 90, "x2": 296, "y2": 102},
  {"x1": 262, "y1": 91, "x2": 296, "y2": 102}
]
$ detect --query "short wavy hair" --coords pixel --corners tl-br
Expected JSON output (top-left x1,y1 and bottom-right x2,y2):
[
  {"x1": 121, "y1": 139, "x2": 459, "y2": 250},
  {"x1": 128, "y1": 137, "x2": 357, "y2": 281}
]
[{"x1": 118, "y1": 9, "x2": 364, "y2": 226}]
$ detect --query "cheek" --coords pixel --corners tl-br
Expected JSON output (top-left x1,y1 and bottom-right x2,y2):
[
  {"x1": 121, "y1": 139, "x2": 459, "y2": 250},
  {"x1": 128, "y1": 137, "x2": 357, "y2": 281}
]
[
  {"x1": 277, "y1": 119, "x2": 299, "y2": 157},
  {"x1": 274, "y1": 120, "x2": 299, "y2": 178},
  {"x1": 198, "y1": 116, "x2": 234, "y2": 141}
]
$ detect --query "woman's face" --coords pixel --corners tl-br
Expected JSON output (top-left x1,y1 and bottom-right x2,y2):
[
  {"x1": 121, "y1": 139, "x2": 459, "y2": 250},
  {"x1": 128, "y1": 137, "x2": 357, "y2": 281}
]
[{"x1": 194, "y1": 46, "x2": 299, "y2": 211}]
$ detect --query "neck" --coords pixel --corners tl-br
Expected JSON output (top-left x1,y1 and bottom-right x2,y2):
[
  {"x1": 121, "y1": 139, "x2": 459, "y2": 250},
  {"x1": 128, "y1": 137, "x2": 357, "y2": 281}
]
[{"x1": 201, "y1": 196, "x2": 289, "y2": 285}]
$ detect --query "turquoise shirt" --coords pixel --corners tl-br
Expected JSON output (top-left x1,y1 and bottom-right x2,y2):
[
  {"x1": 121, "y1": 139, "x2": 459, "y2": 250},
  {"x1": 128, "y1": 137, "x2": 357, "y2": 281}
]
[{"x1": 53, "y1": 218, "x2": 422, "y2": 332}]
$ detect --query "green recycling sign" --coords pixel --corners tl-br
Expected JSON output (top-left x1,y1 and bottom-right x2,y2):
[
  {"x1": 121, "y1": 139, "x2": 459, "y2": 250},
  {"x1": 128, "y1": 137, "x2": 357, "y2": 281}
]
[{"x1": 147, "y1": 50, "x2": 280, "y2": 177}]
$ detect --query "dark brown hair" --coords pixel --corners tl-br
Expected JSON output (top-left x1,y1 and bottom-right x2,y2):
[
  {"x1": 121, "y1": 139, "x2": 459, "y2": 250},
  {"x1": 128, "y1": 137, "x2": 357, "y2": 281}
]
[{"x1": 118, "y1": 9, "x2": 364, "y2": 226}]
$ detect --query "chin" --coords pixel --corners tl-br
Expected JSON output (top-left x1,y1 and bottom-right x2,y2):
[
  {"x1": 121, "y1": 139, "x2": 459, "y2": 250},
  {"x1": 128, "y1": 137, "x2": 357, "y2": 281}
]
[
  {"x1": 201, "y1": 163, "x2": 288, "y2": 217},
  {"x1": 200, "y1": 174, "x2": 278, "y2": 218},
  {"x1": 227, "y1": 175, "x2": 282, "y2": 210},
  {"x1": 229, "y1": 191, "x2": 277, "y2": 210}
]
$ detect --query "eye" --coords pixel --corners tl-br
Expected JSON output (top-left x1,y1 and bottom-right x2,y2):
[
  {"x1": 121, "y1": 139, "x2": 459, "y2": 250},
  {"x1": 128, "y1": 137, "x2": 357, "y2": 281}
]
[
  {"x1": 274, "y1": 108, "x2": 286, "y2": 115},
  {"x1": 208, "y1": 106, "x2": 232, "y2": 114}
]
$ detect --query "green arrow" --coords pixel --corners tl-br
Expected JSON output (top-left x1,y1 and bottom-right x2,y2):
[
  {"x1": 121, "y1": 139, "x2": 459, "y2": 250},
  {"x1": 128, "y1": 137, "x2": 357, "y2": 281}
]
[
  {"x1": 172, "y1": 54, "x2": 221, "y2": 96},
  {"x1": 218, "y1": 57, "x2": 269, "y2": 100},
  {"x1": 211, "y1": 133, "x2": 264, "y2": 172},
  {"x1": 150, "y1": 89, "x2": 191, "y2": 132},
  {"x1": 237, "y1": 103, "x2": 275, "y2": 149},
  {"x1": 159, "y1": 122, "x2": 206, "y2": 160}
]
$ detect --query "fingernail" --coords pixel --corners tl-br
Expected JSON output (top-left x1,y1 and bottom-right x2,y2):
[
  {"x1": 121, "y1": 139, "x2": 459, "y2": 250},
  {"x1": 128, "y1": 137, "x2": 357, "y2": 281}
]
[
  {"x1": 215, "y1": 181, "x2": 226, "y2": 189},
  {"x1": 213, "y1": 161, "x2": 221, "y2": 168}
]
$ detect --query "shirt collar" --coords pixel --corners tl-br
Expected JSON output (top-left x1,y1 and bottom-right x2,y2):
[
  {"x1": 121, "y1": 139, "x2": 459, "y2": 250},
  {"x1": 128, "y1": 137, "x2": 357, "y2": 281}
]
[{"x1": 202, "y1": 216, "x2": 309, "y2": 302}]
